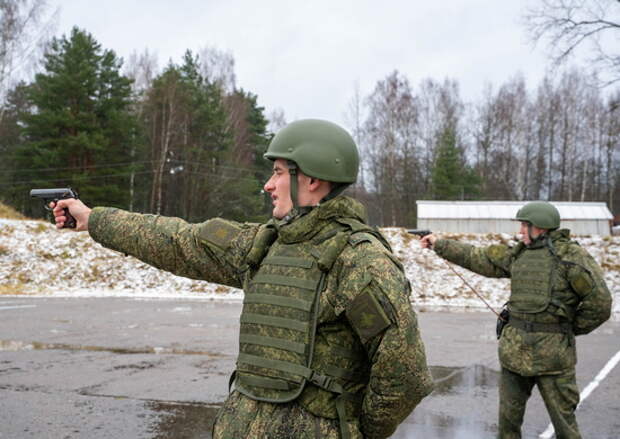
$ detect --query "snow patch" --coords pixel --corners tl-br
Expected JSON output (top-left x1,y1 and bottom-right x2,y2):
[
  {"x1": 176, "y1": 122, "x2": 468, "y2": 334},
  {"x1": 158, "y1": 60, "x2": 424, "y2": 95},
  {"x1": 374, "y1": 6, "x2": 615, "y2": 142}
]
[{"x1": 0, "y1": 220, "x2": 617, "y2": 313}]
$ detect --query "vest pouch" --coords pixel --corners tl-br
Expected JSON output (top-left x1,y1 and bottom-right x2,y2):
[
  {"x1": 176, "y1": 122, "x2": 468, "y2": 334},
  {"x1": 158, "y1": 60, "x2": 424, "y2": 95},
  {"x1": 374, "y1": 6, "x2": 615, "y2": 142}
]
[{"x1": 246, "y1": 225, "x2": 277, "y2": 267}]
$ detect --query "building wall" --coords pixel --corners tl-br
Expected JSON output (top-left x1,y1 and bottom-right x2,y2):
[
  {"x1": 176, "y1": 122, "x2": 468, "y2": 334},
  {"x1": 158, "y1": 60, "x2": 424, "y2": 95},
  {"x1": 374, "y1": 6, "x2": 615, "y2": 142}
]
[{"x1": 418, "y1": 219, "x2": 611, "y2": 236}]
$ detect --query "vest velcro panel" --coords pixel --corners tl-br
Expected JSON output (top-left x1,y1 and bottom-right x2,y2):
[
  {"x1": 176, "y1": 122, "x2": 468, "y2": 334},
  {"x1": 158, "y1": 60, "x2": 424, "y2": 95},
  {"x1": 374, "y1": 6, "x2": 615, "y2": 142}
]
[
  {"x1": 509, "y1": 247, "x2": 556, "y2": 313},
  {"x1": 236, "y1": 244, "x2": 324, "y2": 401}
]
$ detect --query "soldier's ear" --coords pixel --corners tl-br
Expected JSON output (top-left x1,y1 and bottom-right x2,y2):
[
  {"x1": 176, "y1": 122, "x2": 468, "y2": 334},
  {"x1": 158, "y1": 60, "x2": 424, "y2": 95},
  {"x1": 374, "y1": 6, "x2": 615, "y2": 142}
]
[{"x1": 307, "y1": 177, "x2": 323, "y2": 192}]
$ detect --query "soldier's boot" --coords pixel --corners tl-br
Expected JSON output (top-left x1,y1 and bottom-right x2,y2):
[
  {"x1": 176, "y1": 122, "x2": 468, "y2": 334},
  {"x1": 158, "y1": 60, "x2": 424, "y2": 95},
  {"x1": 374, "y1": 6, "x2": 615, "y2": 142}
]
[
  {"x1": 498, "y1": 368, "x2": 535, "y2": 439},
  {"x1": 538, "y1": 371, "x2": 581, "y2": 439}
]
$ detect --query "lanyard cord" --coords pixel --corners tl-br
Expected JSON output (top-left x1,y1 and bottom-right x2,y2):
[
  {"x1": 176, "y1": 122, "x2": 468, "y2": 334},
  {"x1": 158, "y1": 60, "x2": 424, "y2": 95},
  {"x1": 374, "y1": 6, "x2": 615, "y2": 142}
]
[{"x1": 441, "y1": 258, "x2": 505, "y2": 320}]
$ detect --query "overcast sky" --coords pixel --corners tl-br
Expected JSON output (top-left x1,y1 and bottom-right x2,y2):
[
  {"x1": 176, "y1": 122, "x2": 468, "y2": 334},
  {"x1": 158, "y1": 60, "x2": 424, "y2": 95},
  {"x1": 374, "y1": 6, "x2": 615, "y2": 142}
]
[{"x1": 54, "y1": 0, "x2": 557, "y2": 130}]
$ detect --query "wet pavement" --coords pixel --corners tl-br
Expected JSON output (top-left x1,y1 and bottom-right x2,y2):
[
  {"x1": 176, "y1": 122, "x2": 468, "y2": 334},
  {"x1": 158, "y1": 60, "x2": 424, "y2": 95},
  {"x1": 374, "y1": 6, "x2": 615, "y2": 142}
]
[{"x1": 1, "y1": 297, "x2": 618, "y2": 438}]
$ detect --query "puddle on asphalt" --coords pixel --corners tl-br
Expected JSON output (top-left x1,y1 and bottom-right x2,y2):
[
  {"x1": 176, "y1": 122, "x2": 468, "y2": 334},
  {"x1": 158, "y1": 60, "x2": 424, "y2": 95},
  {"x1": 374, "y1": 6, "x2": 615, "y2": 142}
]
[
  {"x1": 431, "y1": 364, "x2": 499, "y2": 395},
  {"x1": 148, "y1": 401, "x2": 221, "y2": 439},
  {"x1": 0, "y1": 339, "x2": 222, "y2": 356},
  {"x1": 393, "y1": 364, "x2": 500, "y2": 438},
  {"x1": 147, "y1": 365, "x2": 499, "y2": 439}
]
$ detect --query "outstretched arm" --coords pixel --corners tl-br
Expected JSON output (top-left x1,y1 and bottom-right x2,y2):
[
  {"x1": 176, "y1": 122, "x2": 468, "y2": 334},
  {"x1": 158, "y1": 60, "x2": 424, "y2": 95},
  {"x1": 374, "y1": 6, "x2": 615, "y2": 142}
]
[
  {"x1": 53, "y1": 200, "x2": 258, "y2": 288},
  {"x1": 433, "y1": 238, "x2": 512, "y2": 279}
]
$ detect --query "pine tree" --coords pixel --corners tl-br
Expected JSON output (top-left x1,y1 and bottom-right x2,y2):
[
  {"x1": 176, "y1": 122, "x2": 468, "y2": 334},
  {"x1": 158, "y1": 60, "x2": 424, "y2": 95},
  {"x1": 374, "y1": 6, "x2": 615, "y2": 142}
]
[
  {"x1": 0, "y1": 82, "x2": 31, "y2": 210},
  {"x1": 431, "y1": 126, "x2": 480, "y2": 200},
  {"x1": 11, "y1": 27, "x2": 137, "y2": 216},
  {"x1": 141, "y1": 51, "x2": 271, "y2": 222}
]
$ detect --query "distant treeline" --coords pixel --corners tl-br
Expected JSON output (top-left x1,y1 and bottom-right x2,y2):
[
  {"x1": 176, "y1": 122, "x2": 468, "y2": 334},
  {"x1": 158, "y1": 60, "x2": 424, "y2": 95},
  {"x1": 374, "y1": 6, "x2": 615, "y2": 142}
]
[
  {"x1": 347, "y1": 71, "x2": 620, "y2": 226},
  {"x1": 0, "y1": 27, "x2": 618, "y2": 227}
]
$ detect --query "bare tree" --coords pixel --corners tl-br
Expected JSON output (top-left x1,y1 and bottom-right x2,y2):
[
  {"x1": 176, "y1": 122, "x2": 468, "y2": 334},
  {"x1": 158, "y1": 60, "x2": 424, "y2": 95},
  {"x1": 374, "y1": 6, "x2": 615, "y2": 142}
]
[
  {"x1": 0, "y1": 0, "x2": 57, "y2": 121},
  {"x1": 124, "y1": 48, "x2": 159, "y2": 97},
  {"x1": 124, "y1": 48, "x2": 159, "y2": 211},
  {"x1": 479, "y1": 75, "x2": 530, "y2": 199},
  {"x1": 603, "y1": 92, "x2": 619, "y2": 210},
  {"x1": 523, "y1": 0, "x2": 620, "y2": 86},
  {"x1": 363, "y1": 70, "x2": 420, "y2": 226},
  {"x1": 267, "y1": 108, "x2": 286, "y2": 133},
  {"x1": 416, "y1": 79, "x2": 444, "y2": 193},
  {"x1": 143, "y1": 68, "x2": 185, "y2": 214},
  {"x1": 344, "y1": 80, "x2": 366, "y2": 193},
  {"x1": 199, "y1": 45, "x2": 236, "y2": 93},
  {"x1": 530, "y1": 77, "x2": 559, "y2": 200}
]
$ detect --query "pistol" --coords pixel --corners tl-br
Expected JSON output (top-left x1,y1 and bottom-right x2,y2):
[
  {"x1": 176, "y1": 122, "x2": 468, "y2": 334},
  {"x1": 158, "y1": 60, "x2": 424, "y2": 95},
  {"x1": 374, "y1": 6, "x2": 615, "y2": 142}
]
[
  {"x1": 407, "y1": 229, "x2": 432, "y2": 237},
  {"x1": 30, "y1": 188, "x2": 79, "y2": 229}
]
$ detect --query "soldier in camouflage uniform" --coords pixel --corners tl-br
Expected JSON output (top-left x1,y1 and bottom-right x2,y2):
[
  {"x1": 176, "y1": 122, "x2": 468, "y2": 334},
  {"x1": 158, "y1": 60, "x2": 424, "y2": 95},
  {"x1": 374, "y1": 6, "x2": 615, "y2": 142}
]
[
  {"x1": 421, "y1": 201, "x2": 612, "y2": 439},
  {"x1": 53, "y1": 119, "x2": 434, "y2": 439}
]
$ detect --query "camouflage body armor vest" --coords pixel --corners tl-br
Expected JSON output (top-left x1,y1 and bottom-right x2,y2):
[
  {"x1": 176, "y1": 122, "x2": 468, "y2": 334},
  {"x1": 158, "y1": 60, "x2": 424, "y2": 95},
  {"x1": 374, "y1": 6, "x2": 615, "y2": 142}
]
[
  {"x1": 234, "y1": 220, "x2": 384, "y2": 438},
  {"x1": 509, "y1": 241, "x2": 556, "y2": 313}
]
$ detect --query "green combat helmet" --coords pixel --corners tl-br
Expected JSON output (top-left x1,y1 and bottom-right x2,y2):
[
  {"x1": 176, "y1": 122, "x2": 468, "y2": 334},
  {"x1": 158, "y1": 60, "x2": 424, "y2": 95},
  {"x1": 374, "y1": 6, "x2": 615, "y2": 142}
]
[
  {"x1": 516, "y1": 201, "x2": 561, "y2": 230},
  {"x1": 264, "y1": 119, "x2": 359, "y2": 213}
]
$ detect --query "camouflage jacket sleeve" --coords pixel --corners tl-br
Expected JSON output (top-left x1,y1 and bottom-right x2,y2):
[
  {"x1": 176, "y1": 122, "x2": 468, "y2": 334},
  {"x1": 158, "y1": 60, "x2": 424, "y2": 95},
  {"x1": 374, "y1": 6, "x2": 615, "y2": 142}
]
[
  {"x1": 560, "y1": 243, "x2": 612, "y2": 335},
  {"x1": 338, "y1": 238, "x2": 434, "y2": 439},
  {"x1": 88, "y1": 207, "x2": 259, "y2": 288},
  {"x1": 434, "y1": 238, "x2": 512, "y2": 278}
]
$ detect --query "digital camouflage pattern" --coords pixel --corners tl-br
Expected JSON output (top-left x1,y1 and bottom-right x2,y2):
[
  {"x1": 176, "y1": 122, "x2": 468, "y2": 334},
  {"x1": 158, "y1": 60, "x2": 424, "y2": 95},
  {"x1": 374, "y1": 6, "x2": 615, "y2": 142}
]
[
  {"x1": 434, "y1": 229, "x2": 611, "y2": 376},
  {"x1": 88, "y1": 196, "x2": 433, "y2": 439},
  {"x1": 213, "y1": 391, "x2": 364, "y2": 439},
  {"x1": 499, "y1": 368, "x2": 580, "y2": 439},
  {"x1": 433, "y1": 229, "x2": 611, "y2": 439}
]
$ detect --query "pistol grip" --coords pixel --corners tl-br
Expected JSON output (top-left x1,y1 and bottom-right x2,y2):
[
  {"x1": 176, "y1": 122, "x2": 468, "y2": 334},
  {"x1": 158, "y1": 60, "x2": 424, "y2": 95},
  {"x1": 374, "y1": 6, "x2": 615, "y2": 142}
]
[{"x1": 63, "y1": 208, "x2": 76, "y2": 229}]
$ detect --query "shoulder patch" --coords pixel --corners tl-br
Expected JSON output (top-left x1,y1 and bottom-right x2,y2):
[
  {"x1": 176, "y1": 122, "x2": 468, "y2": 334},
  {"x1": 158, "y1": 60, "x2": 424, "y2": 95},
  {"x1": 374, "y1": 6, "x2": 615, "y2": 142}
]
[
  {"x1": 487, "y1": 244, "x2": 509, "y2": 262},
  {"x1": 348, "y1": 232, "x2": 375, "y2": 247},
  {"x1": 346, "y1": 288, "x2": 392, "y2": 342},
  {"x1": 198, "y1": 218, "x2": 241, "y2": 250},
  {"x1": 569, "y1": 269, "x2": 594, "y2": 294}
]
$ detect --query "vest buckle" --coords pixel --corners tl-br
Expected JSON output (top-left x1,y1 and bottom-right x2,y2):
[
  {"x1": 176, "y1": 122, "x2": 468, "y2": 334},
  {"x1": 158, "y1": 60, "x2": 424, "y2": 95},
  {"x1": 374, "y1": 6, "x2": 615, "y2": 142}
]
[
  {"x1": 309, "y1": 371, "x2": 332, "y2": 389},
  {"x1": 309, "y1": 371, "x2": 340, "y2": 393}
]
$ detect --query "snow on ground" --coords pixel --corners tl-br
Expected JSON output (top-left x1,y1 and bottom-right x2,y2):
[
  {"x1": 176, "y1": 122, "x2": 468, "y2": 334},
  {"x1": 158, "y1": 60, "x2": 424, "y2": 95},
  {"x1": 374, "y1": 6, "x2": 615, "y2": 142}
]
[{"x1": 0, "y1": 219, "x2": 618, "y2": 314}]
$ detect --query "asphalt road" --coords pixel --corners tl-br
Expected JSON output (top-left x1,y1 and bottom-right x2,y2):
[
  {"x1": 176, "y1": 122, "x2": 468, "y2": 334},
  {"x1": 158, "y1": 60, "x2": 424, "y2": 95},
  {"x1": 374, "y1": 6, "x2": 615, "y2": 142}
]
[{"x1": 1, "y1": 297, "x2": 618, "y2": 438}]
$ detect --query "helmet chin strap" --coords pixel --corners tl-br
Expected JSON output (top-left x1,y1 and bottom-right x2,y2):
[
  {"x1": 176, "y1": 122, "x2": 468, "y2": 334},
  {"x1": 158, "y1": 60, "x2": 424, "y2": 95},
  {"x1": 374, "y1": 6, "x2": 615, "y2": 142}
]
[
  {"x1": 282, "y1": 161, "x2": 312, "y2": 223},
  {"x1": 527, "y1": 223, "x2": 547, "y2": 246},
  {"x1": 287, "y1": 161, "x2": 299, "y2": 209},
  {"x1": 527, "y1": 223, "x2": 534, "y2": 243},
  {"x1": 281, "y1": 160, "x2": 348, "y2": 223}
]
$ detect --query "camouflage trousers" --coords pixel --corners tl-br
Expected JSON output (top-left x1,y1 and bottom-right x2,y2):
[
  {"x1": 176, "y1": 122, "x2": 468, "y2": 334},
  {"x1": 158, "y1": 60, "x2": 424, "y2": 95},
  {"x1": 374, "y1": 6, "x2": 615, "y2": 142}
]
[
  {"x1": 498, "y1": 367, "x2": 581, "y2": 439},
  {"x1": 213, "y1": 391, "x2": 364, "y2": 439}
]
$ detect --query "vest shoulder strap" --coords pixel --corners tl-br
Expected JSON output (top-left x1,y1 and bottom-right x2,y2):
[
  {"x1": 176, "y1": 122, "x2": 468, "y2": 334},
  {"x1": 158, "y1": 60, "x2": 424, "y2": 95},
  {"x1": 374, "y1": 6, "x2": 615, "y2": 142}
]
[
  {"x1": 246, "y1": 224, "x2": 277, "y2": 267},
  {"x1": 547, "y1": 238, "x2": 592, "y2": 276},
  {"x1": 336, "y1": 217, "x2": 393, "y2": 252}
]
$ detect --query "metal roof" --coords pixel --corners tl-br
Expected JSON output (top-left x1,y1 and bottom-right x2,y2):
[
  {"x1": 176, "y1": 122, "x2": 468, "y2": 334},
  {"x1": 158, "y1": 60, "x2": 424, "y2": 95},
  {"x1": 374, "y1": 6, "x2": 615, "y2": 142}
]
[{"x1": 416, "y1": 200, "x2": 613, "y2": 220}]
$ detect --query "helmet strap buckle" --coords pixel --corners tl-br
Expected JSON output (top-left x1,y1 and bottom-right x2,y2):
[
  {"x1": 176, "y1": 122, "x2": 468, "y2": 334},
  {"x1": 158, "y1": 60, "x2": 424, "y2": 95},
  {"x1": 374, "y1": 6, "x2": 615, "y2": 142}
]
[{"x1": 287, "y1": 160, "x2": 299, "y2": 210}]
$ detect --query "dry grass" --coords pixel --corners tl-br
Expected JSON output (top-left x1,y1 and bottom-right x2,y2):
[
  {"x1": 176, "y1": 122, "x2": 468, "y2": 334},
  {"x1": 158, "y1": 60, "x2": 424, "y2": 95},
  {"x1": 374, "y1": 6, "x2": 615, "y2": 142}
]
[
  {"x1": 601, "y1": 261, "x2": 620, "y2": 271},
  {"x1": 37, "y1": 249, "x2": 71, "y2": 260},
  {"x1": 0, "y1": 282, "x2": 33, "y2": 295},
  {"x1": 0, "y1": 202, "x2": 27, "y2": 220},
  {"x1": 85, "y1": 264, "x2": 104, "y2": 282},
  {"x1": 215, "y1": 285, "x2": 231, "y2": 294},
  {"x1": 29, "y1": 223, "x2": 50, "y2": 234},
  {"x1": 401, "y1": 229, "x2": 417, "y2": 246}
]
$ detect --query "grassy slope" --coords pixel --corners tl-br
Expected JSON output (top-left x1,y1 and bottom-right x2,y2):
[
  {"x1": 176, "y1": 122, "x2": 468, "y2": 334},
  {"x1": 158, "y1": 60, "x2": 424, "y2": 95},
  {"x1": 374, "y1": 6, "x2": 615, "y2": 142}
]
[{"x1": 0, "y1": 202, "x2": 27, "y2": 220}]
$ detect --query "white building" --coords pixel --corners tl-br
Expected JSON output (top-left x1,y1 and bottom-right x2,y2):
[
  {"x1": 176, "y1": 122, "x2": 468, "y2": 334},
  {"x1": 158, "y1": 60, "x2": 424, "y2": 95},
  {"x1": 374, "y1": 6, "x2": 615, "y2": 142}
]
[{"x1": 416, "y1": 201, "x2": 613, "y2": 236}]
